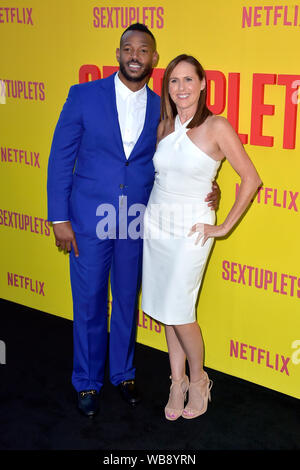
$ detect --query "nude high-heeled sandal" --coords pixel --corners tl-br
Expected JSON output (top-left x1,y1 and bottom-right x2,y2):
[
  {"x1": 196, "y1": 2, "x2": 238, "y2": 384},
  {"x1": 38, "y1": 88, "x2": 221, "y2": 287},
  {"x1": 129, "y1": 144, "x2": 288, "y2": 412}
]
[
  {"x1": 164, "y1": 375, "x2": 189, "y2": 421},
  {"x1": 182, "y1": 371, "x2": 213, "y2": 419}
]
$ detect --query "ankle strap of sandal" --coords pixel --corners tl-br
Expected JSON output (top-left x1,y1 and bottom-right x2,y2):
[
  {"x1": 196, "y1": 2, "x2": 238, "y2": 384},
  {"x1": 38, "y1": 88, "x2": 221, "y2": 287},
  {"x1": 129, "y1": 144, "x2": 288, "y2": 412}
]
[{"x1": 169, "y1": 375, "x2": 188, "y2": 384}]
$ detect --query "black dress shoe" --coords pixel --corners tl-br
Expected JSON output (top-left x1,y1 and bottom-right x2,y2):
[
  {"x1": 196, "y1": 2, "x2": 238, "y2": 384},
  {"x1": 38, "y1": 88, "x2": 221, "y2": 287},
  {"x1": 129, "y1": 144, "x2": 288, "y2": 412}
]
[
  {"x1": 78, "y1": 390, "x2": 99, "y2": 417},
  {"x1": 118, "y1": 380, "x2": 141, "y2": 406}
]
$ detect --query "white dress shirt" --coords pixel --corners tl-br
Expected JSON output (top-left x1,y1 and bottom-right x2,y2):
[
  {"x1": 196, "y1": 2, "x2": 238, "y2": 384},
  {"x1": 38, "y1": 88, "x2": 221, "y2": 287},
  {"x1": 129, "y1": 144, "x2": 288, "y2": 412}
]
[
  {"x1": 53, "y1": 72, "x2": 147, "y2": 224},
  {"x1": 114, "y1": 72, "x2": 147, "y2": 159}
]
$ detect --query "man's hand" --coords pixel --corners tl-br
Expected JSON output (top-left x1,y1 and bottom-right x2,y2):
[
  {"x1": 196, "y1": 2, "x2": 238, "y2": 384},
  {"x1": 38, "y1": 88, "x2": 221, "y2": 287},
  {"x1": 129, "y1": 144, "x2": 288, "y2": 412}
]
[
  {"x1": 188, "y1": 222, "x2": 227, "y2": 246},
  {"x1": 52, "y1": 221, "x2": 79, "y2": 257},
  {"x1": 205, "y1": 180, "x2": 221, "y2": 211}
]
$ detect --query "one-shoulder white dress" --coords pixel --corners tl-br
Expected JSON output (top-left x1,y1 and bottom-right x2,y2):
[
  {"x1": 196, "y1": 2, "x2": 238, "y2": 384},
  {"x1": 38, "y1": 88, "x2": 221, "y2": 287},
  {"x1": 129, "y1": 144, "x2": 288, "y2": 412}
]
[{"x1": 141, "y1": 115, "x2": 221, "y2": 325}]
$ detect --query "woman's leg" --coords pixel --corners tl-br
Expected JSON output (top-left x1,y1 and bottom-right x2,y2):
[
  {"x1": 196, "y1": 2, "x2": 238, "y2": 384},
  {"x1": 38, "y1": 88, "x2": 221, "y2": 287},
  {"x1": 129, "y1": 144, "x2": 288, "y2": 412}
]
[
  {"x1": 163, "y1": 325, "x2": 188, "y2": 420},
  {"x1": 172, "y1": 321, "x2": 205, "y2": 382},
  {"x1": 171, "y1": 322, "x2": 212, "y2": 419},
  {"x1": 165, "y1": 325, "x2": 186, "y2": 380}
]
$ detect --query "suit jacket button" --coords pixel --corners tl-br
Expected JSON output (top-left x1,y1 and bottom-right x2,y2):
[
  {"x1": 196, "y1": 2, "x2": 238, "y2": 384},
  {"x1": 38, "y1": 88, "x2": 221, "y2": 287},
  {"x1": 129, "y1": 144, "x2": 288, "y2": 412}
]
[
  {"x1": 125, "y1": 162, "x2": 129, "y2": 166},
  {"x1": 119, "y1": 184, "x2": 124, "y2": 189}
]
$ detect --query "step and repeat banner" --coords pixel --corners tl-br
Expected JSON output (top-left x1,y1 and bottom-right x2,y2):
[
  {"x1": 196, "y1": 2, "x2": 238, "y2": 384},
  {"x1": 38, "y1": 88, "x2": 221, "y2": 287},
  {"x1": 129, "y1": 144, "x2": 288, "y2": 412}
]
[{"x1": 0, "y1": 0, "x2": 299, "y2": 399}]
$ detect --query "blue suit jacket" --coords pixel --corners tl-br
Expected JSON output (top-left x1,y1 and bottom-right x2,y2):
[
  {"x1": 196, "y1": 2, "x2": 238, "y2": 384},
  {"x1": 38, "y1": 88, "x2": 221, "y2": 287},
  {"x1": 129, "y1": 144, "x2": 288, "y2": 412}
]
[{"x1": 47, "y1": 73, "x2": 161, "y2": 236}]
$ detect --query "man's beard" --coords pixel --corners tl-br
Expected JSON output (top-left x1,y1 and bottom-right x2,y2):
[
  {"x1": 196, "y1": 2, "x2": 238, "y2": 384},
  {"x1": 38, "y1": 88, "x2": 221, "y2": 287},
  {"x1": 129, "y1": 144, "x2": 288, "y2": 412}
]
[{"x1": 119, "y1": 60, "x2": 152, "y2": 83}]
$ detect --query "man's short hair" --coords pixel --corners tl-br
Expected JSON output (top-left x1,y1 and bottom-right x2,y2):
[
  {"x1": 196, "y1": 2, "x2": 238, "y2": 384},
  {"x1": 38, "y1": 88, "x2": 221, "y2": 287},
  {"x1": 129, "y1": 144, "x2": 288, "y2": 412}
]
[{"x1": 120, "y1": 23, "x2": 156, "y2": 49}]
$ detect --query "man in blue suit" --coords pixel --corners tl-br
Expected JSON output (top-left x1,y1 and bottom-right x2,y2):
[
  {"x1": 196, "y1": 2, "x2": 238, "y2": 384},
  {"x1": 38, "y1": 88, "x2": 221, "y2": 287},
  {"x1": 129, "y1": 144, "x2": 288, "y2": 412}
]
[{"x1": 47, "y1": 23, "x2": 219, "y2": 417}]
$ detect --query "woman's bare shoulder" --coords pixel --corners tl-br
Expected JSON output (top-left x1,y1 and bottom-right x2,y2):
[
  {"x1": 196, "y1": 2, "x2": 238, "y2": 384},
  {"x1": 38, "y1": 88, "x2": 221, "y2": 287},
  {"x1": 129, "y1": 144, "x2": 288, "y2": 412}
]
[
  {"x1": 207, "y1": 114, "x2": 234, "y2": 132},
  {"x1": 157, "y1": 118, "x2": 174, "y2": 143}
]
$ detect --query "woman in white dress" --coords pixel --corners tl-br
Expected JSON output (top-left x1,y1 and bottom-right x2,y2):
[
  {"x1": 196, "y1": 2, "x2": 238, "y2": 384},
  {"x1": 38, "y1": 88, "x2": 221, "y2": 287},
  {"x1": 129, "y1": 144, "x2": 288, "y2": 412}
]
[{"x1": 141, "y1": 55, "x2": 262, "y2": 420}]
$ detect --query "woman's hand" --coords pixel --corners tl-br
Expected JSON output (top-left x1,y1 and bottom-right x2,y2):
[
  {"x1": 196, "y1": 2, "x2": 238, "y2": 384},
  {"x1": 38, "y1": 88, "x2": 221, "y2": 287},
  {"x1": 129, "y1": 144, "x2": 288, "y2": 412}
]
[{"x1": 188, "y1": 223, "x2": 227, "y2": 246}]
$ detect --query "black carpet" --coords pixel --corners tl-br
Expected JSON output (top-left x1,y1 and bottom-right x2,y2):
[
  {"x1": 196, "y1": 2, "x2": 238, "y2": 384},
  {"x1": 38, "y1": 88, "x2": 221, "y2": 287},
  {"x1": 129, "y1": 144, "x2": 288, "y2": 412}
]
[{"x1": 0, "y1": 298, "x2": 299, "y2": 461}]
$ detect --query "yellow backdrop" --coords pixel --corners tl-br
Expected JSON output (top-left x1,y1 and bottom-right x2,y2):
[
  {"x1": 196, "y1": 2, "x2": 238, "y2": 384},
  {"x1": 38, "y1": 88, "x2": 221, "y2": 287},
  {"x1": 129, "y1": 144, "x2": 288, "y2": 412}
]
[{"x1": 1, "y1": 0, "x2": 299, "y2": 399}]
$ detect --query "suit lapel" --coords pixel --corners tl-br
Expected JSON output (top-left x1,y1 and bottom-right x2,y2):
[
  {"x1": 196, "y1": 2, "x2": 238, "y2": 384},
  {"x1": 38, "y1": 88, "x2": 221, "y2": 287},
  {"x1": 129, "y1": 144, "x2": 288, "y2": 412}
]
[
  {"x1": 101, "y1": 75, "x2": 155, "y2": 161},
  {"x1": 101, "y1": 73, "x2": 126, "y2": 159}
]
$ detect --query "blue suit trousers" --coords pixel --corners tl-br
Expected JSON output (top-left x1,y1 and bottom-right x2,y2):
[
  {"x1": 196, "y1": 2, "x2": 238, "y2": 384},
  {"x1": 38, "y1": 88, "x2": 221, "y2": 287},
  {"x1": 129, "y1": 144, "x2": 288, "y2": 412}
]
[{"x1": 70, "y1": 232, "x2": 143, "y2": 392}]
